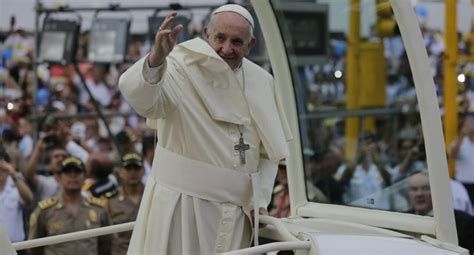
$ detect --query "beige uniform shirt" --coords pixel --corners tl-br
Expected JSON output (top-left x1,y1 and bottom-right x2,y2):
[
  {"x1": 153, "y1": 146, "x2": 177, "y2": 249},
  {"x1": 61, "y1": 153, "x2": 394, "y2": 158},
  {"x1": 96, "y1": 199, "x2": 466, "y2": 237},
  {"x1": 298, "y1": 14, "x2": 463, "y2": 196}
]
[
  {"x1": 29, "y1": 195, "x2": 112, "y2": 255},
  {"x1": 108, "y1": 187, "x2": 142, "y2": 255}
]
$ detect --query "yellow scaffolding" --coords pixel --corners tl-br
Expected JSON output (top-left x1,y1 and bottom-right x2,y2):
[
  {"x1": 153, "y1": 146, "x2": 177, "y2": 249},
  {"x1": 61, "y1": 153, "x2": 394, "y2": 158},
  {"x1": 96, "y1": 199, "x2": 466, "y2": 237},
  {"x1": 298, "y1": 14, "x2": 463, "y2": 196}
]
[
  {"x1": 444, "y1": 0, "x2": 458, "y2": 178},
  {"x1": 344, "y1": 0, "x2": 361, "y2": 160}
]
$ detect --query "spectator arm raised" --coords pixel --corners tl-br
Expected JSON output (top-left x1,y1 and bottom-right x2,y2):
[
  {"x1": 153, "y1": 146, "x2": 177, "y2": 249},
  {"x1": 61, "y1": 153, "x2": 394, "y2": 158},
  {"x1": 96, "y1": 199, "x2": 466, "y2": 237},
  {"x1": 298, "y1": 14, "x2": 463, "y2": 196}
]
[{"x1": 23, "y1": 138, "x2": 45, "y2": 190}]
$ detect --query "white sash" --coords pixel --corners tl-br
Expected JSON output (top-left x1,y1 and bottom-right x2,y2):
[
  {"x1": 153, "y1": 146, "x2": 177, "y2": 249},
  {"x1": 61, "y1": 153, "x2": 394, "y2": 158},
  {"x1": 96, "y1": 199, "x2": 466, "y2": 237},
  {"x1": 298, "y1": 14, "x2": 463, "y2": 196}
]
[{"x1": 152, "y1": 146, "x2": 261, "y2": 246}]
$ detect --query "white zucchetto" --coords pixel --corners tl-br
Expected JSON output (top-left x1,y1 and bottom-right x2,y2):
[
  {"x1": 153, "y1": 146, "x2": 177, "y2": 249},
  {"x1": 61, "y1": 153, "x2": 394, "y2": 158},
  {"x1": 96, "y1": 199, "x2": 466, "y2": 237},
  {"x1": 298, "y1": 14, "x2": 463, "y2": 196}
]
[{"x1": 212, "y1": 4, "x2": 254, "y2": 28}]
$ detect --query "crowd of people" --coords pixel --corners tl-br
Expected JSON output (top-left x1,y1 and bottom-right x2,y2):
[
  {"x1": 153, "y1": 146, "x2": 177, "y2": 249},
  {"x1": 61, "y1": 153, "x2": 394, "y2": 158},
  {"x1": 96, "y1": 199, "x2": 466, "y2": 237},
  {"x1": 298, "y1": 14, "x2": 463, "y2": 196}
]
[
  {"x1": 0, "y1": 7, "x2": 473, "y2": 254},
  {"x1": 281, "y1": 25, "x2": 474, "y2": 213},
  {"x1": 1, "y1": 140, "x2": 147, "y2": 255},
  {"x1": 268, "y1": 25, "x2": 474, "y2": 252},
  {"x1": 299, "y1": 27, "x2": 473, "y2": 112},
  {"x1": 0, "y1": 22, "x2": 155, "y2": 254}
]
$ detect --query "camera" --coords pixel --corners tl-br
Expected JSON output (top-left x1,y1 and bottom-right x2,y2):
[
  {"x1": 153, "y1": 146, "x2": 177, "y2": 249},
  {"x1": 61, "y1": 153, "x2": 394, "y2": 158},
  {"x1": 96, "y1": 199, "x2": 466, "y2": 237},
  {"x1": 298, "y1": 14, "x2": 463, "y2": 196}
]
[{"x1": 43, "y1": 134, "x2": 60, "y2": 148}]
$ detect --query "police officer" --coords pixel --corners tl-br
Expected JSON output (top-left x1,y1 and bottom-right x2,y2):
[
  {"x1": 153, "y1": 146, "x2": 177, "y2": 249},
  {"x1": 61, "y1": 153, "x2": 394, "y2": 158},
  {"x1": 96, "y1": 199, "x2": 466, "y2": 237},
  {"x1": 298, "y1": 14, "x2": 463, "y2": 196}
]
[
  {"x1": 108, "y1": 152, "x2": 145, "y2": 255},
  {"x1": 28, "y1": 156, "x2": 112, "y2": 255}
]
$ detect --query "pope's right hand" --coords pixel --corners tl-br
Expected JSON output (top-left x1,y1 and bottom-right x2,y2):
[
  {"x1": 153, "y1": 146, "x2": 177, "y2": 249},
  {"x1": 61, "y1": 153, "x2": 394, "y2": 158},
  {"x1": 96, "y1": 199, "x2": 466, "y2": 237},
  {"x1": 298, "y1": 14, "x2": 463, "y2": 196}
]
[{"x1": 148, "y1": 11, "x2": 184, "y2": 67}]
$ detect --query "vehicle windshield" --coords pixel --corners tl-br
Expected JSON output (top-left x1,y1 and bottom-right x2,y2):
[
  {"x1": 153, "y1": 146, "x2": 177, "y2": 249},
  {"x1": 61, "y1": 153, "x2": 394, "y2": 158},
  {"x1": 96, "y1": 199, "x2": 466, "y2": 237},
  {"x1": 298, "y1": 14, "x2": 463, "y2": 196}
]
[{"x1": 269, "y1": 0, "x2": 470, "y2": 216}]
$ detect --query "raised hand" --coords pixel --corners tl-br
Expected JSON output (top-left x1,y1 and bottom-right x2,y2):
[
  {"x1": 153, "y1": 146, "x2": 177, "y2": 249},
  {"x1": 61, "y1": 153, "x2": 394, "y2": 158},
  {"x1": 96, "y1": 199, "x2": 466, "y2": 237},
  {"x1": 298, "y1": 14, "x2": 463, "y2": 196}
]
[
  {"x1": 0, "y1": 159, "x2": 15, "y2": 176},
  {"x1": 148, "y1": 12, "x2": 184, "y2": 67}
]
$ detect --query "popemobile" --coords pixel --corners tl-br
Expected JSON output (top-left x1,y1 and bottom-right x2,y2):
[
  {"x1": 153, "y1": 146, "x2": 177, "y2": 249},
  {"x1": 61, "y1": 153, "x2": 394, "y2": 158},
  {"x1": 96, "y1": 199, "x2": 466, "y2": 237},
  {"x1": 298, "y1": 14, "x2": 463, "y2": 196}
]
[{"x1": 1, "y1": 0, "x2": 472, "y2": 254}]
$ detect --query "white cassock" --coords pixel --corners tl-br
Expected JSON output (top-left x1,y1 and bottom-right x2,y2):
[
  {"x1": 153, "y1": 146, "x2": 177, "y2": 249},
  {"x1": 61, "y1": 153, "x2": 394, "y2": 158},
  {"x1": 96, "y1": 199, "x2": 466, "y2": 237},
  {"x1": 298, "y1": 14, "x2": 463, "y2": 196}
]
[{"x1": 119, "y1": 38, "x2": 292, "y2": 255}]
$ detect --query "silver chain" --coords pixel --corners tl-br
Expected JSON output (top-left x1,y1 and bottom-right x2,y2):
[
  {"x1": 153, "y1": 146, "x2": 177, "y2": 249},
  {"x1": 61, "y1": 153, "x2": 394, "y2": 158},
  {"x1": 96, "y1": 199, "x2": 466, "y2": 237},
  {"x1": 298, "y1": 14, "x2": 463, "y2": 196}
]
[{"x1": 238, "y1": 66, "x2": 245, "y2": 135}]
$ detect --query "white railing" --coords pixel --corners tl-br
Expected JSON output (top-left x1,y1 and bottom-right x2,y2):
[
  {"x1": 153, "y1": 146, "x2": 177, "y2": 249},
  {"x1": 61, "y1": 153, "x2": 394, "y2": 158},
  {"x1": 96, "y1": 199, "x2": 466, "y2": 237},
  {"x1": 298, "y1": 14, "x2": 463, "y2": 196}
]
[
  {"x1": 13, "y1": 222, "x2": 134, "y2": 250},
  {"x1": 220, "y1": 241, "x2": 311, "y2": 255},
  {"x1": 13, "y1": 216, "x2": 311, "y2": 254}
]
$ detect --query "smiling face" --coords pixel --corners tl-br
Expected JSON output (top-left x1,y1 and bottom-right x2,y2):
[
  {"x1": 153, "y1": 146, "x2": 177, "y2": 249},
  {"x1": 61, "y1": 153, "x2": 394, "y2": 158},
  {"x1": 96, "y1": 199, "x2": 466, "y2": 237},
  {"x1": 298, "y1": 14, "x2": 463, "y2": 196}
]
[{"x1": 204, "y1": 12, "x2": 256, "y2": 70}]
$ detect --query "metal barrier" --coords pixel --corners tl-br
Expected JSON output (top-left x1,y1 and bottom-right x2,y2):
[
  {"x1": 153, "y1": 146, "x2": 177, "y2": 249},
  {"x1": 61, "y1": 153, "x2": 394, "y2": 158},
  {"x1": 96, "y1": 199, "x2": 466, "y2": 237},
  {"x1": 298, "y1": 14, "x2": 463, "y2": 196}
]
[
  {"x1": 29, "y1": 111, "x2": 135, "y2": 121},
  {"x1": 221, "y1": 241, "x2": 311, "y2": 255},
  {"x1": 12, "y1": 216, "x2": 311, "y2": 254},
  {"x1": 13, "y1": 222, "x2": 134, "y2": 251}
]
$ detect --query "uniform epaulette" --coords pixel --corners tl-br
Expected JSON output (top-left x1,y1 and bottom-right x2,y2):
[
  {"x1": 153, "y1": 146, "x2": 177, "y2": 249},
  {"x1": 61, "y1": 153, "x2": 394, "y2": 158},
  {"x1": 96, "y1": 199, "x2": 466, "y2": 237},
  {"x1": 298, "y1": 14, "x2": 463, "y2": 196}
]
[
  {"x1": 38, "y1": 197, "x2": 59, "y2": 210},
  {"x1": 104, "y1": 190, "x2": 118, "y2": 199},
  {"x1": 88, "y1": 195, "x2": 107, "y2": 208},
  {"x1": 82, "y1": 181, "x2": 94, "y2": 191}
]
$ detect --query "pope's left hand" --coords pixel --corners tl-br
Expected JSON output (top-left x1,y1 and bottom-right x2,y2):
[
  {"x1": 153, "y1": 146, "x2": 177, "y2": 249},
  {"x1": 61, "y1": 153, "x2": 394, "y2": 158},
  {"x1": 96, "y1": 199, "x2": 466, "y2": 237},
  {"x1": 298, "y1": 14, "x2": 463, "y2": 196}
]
[{"x1": 251, "y1": 207, "x2": 269, "y2": 228}]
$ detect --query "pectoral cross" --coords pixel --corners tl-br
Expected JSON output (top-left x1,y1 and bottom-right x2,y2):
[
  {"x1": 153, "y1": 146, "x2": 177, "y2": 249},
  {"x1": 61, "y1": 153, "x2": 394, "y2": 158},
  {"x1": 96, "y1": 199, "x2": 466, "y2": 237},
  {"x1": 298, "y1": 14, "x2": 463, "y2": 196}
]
[{"x1": 234, "y1": 134, "x2": 250, "y2": 165}]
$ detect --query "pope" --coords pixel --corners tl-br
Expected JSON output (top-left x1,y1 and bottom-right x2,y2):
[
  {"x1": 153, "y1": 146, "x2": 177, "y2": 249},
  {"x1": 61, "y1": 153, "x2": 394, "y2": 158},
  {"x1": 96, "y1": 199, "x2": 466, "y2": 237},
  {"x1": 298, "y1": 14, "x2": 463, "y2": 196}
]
[{"x1": 119, "y1": 4, "x2": 292, "y2": 254}]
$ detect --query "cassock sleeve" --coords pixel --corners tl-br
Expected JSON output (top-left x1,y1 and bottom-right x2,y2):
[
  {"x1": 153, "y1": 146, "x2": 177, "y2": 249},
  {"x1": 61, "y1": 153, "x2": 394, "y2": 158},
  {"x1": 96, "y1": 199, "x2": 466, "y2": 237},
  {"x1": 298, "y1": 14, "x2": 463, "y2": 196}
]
[
  {"x1": 142, "y1": 58, "x2": 167, "y2": 85},
  {"x1": 118, "y1": 54, "x2": 181, "y2": 120},
  {"x1": 256, "y1": 146, "x2": 279, "y2": 209},
  {"x1": 256, "y1": 159, "x2": 278, "y2": 209}
]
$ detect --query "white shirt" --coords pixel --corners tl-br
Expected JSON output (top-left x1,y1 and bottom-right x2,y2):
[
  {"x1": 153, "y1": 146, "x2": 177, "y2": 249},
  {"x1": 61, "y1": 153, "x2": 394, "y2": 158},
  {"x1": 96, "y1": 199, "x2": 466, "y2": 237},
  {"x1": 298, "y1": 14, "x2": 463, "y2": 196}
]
[
  {"x1": 466, "y1": 90, "x2": 474, "y2": 113},
  {"x1": 19, "y1": 134, "x2": 33, "y2": 159},
  {"x1": 3, "y1": 33, "x2": 34, "y2": 60},
  {"x1": 0, "y1": 177, "x2": 26, "y2": 242},
  {"x1": 335, "y1": 164, "x2": 389, "y2": 210},
  {"x1": 453, "y1": 137, "x2": 474, "y2": 183},
  {"x1": 35, "y1": 175, "x2": 61, "y2": 201},
  {"x1": 450, "y1": 179, "x2": 474, "y2": 216},
  {"x1": 142, "y1": 160, "x2": 152, "y2": 185},
  {"x1": 387, "y1": 160, "x2": 426, "y2": 182},
  {"x1": 75, "y1": 77, "x2": 112, "y2": 107},
  {"x1": 66, "y1": 140, "x2": 89, "y2": 164}
]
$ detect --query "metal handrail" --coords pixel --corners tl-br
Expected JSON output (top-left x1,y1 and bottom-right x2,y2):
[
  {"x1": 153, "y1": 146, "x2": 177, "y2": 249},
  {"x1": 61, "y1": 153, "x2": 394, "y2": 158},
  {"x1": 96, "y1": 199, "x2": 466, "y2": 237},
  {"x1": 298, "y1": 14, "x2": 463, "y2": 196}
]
[
  {"x1": 12, "y1": 216, "x2": 304, "y2": 252},
  {"x1": 300, "y1": 107, "x2": 401, "y2": 120},
  {"x1": 220, "y1": 241, "x2": 311, "y2": 255},
  {"x1": 260, "y1": 215, "x2": 299, "y2": 242},
  {"x1": 28, "y1": 111, "x2": 135, "y2": 121},
  {"x1": 13, "y1": 222, "x2": 134, "y2": 251}
]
